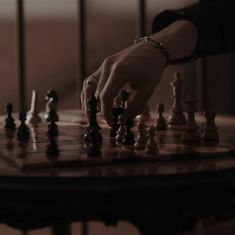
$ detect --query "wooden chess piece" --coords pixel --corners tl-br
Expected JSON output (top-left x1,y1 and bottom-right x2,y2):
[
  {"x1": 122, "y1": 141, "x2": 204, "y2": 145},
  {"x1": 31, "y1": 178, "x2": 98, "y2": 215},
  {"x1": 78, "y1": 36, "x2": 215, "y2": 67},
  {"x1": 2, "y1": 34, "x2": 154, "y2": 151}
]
[
  {"x1": 4, "y1": 103, "x2": 16, "y2": 130},
  {"x1": 168, "y1": 72, "x2": 186, "y2": 127},
  {"x1": 202, "y1": 111, "x2": 219, "y2": 142},
  {"x1": 155, "y1": 103, "x2": 167, "y2": 130},
  {"x1": 122, "y1": 119, "x2": 135, "y2": 146},
  {"x1": 47, "y1": 110, "x2": 59, "y2": 137},
  {"x1": 115, "y1": 114, "x2": 126, "y2": 142},
  {"x1": 17, "y1": 112, "x2": 30, "y2": 141},
  {"x1": 145, "y1": 126, "x2": 159, "y2": 155},
  {"x1": 27, "y1": 90, "x2": 42, "y2": 126},
  {"x1": 45, "y1": 89, "x2": 59, "y2": 122},
  {"x1": 182, "y1": 95, "x2": 200, "y2": 143},
  {"x1": 135, "y1": 121, "x2": 147, "y2": 150}
]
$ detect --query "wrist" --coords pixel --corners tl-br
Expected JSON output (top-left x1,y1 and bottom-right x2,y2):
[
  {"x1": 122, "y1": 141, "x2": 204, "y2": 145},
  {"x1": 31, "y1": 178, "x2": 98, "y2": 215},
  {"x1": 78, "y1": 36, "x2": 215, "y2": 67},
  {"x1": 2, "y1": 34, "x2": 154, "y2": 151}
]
[{"x1": 151, "y1": 20, "x2": 198, "y2": 62}]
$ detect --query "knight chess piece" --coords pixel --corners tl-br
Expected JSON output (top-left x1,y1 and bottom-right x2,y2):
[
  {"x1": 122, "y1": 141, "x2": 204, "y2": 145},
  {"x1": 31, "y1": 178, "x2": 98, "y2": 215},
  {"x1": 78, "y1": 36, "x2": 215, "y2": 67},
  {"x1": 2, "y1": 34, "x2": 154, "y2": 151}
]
[
  {"x1": 4, "y1": 103, "x2": 16, "y2": 130},
  {"x1": 45, "y1": 89, "x2": 59, "y2": 122},
  {"x1": 202, "y1": 111, "x2": 219, "y2": 142},
  {"x1": 155, "y1": 103, "x2": 167, "y2": 130},
  {"x1": 168, "y1": 72, "x2": 186, "y2": 127},
  {"x1": 182, "y1": 95, "x2": 200, "y2": 143},
  {"x1": 27, "y1": 90, "x2": 42, "y2": 126},
  {"x1": 17, "y1": 112, "x2": 30, "y2": 141},
  {"x1": 145, "y1": 126, "x2": 159, "y2": 155}
]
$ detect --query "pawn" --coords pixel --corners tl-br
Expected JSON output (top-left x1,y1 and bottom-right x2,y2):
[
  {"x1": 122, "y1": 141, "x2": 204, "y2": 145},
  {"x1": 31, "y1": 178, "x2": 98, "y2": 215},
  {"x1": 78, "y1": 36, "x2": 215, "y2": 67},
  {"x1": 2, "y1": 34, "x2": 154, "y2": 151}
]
[
  {"x1": 155, "y1": 103, "x2": 167, "y2": 130},
  {"x1": 202, "y1": 111, "x2": 219, "y2": 142},
  {"x1": 4, "y1": 103, "x2": 16, "y2": 129},
  {"x1": 47, "y1": 110, "x2": 59, "y2": 137},
  {"x1": 87, "y1": 142, "x2": 102, "y2": 158},
  {"x1": 115, "y1": 115, "x2": 126, "y2": 142},
  {"x1": 134, "y1": 121, "x2": 147, "y2": 150},
  {"x1": 145, "y1": 126, "x2": 159, "y2": 155},
  {"x1": 17, "y1": 112, "x2": 30, "y2": 141},
  {"x1": 84, "y1": 128, "x2": 102, "y2": 143},
  {"x1": 122, "y1": 119, "x2": 135, "y2": 146}
]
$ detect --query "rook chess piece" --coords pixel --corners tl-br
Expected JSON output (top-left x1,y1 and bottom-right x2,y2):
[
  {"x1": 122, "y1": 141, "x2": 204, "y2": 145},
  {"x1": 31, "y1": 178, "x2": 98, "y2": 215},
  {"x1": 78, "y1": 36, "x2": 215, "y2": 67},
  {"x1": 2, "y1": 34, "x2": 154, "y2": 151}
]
[
  {"x1": 27, "y1": 90, "x2": 42, "y2": 126},
  {"x1": 4, "y1": 103, "x2": 16, "y2": 129},
  {"x1": 145, "y1": 126, "x2": 159, "y2": 155},
  {"x1": 17, "y1": 112, "x2": 30, "y2": 141},
  {"x1": 182, "y1": 95, "x2": 200, "y2": 143},
  {"x1": 155, "y1": 103, "x2": 167, "y2": 130},
  {"x1": 202, "y1": 111, "x2": 219, "y2": 142},
  {"x1": 168, "y1": 72, "x2": 186, "y2": 127}
]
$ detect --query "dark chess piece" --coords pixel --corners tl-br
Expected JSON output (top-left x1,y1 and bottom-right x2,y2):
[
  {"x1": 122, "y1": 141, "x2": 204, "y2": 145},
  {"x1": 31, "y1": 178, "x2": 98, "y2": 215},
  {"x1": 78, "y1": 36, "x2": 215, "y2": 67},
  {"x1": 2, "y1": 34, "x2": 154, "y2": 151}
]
[
  {"x1": 110, "y1": 96, "x2": 124, "y2": 137},
  {"x1": 47, "y1": 110, "x2": 59, "y2": 137},
  {"x1": 122, "y1": 119, "x2": 135, "y2": 146},
  {"x1": 17, "y1": 112, "x2": 30, "y2": 141},
  {"x1": 45, "y1": 89, "x2": 59, "y2": 122},
  {"x1": 4, "y1": 103, "x2": 16, "y2": 129},
  {"x1": 134, "y1": 121, "x2": 147, "y2": 150},
  {"x1": 168, "y1": 72, "x2": 186, "y2": 127},
  {"x1": 145, "y1": 126, "x2": 159, "y2": 155},
  {"x1": 155, "y1": 103, "x2": 167, "y2": 130},
  {"x1": 120, "y1": 89, "x2": 130, "y2": 108},
  {"x1": 87, "y1": 142, "x2": 102, "y2": 158},
  {"x1": 84, "y1": 94, "x2": 102, "y2": 143},
  {"x1": 115, "y1": 114, "x2": 125, "y2": 142},
  {"x1": 182, "y1": 95, "x2": 200, "y2": 143},
  {"x1": 46, "y1": 136, "x2": 60, "y2": 157},
  {"x1": 202, "y1": 111, "x2": 219, "y2": 142}
]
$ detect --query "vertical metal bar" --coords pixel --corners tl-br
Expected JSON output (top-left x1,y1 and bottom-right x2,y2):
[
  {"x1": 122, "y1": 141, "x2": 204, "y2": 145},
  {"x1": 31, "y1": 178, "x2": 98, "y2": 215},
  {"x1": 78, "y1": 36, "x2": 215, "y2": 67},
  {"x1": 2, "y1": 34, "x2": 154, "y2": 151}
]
[
  {"x1": 78, "y1": 0, "x2": 87, "y2": 87},
  {"x1": 17, "y1": 0, "x2": 26, "y2": 112},
  {"x1": 137, "y1": 0, "x2": 146, "y2": 38}
]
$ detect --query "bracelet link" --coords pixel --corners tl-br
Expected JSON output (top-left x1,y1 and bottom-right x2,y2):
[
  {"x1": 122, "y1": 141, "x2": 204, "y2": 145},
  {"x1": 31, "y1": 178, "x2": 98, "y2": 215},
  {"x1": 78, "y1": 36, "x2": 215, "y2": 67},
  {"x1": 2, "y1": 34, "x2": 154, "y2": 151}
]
[{"x1": 135, "y1": 36, "x2": 171, "y2": 67}]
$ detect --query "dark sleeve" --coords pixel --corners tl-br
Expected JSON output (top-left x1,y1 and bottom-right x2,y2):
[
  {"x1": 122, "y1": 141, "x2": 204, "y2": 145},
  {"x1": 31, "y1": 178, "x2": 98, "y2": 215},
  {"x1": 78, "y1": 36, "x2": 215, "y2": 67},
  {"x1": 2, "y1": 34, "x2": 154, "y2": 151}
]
[{"x1": 152, "y1": 0, "x2": 235, "y2": 62}]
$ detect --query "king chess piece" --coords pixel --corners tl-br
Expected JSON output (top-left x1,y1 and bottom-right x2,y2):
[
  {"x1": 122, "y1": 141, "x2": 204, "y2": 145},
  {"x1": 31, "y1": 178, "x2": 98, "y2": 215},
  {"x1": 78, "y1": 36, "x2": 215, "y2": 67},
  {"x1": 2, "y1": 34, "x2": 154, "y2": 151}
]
[
  {"x1": 4, "y1": 103, "x2": 16, "y2": 130},
  {"x1": 182, "y1": 95, "x2": 200, "y2": 143},
  {"x1": 202, "y1": 111, "x2": 219, "y2": 142},
  {"x1": 168, "y1": 72, "x2": 186, "y2": 127},
  {"x1": 155, "y1": 103, "x2": 167, "y2": 130},
  {"x1": 27, "y1": 90, "x2": 42, "y2": 126}
]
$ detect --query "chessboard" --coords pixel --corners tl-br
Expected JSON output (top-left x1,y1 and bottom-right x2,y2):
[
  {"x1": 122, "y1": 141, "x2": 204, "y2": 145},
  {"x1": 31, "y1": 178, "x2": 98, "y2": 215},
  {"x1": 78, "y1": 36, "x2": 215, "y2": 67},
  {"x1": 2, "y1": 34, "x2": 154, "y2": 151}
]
[{"x1": 0, "y1": 110, "x2": 234, "y2": 170}]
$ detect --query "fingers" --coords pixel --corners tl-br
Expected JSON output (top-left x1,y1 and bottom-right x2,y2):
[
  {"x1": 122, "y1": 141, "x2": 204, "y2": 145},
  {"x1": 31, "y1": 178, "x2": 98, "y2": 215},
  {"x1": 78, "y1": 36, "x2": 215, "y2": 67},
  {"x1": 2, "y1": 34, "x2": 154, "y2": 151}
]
[
  {"x1": 124, "y1": 88, "x2": 154, "y2": 121},
  {"x1": 99, "y1": 67, "x2": 127, "y2": 126}
]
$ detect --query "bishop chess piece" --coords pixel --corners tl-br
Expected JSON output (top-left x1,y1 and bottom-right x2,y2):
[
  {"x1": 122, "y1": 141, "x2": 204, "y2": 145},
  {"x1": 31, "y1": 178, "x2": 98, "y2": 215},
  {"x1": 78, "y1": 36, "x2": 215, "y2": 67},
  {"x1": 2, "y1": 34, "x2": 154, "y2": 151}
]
[
  {"x1": 145, "y1": 126, "x2": 159, "y2": 155},
  {"x1": 202, "y1": 111, "x2": 219, "y2": 142},
  {"x1": 47, "y1": 110, "x2": 59, "y2": 137},
  {"x1": 122, "y1": 119, "x2": 135, "y2": 146},
  {"x1": 115, "y1": 114, "x2": 125, "y2": 142},
  {"x1": 155, "y1": 103, "x2": 167, "y2": 130},
  {"x1": 182, "y1": 95, "x2": 200, "y2": 143},
  {"x1": 4, "y1": 103, "x2": 16, "y2": 130},
  {"x1": 27, "y1": 90, "x2": 42, "y2": 126},
  {"x1": 134, "y1": 121, "x2": 147, "y2": 150},
  {"x1": 84, "y1": 94, "x2": 102, "y2": 143},
  {"x1": 45, "y1": 89, "x2": 59, "y2": 122},
  {"x1": 17, "y1": 112, "x2": 30, "y2": 141},
  {"x1": 168, "y1": 72, "x2": 186, "y2": 127}
]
